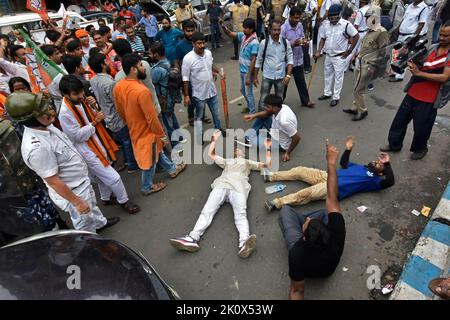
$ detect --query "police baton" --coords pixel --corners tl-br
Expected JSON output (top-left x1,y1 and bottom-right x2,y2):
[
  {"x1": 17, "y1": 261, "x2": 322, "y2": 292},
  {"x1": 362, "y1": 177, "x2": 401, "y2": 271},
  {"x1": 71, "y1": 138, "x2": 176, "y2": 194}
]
[{"x1": 307, "y1": 60, "x2": 318, "y2": 91}]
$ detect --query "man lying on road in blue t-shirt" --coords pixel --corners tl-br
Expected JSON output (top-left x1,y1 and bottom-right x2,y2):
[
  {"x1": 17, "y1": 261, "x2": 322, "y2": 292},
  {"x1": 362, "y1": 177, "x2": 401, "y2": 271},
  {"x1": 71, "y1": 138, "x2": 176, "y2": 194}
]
[{"x1": 265, "y1": 136, "x2": 395, "y2": 212}]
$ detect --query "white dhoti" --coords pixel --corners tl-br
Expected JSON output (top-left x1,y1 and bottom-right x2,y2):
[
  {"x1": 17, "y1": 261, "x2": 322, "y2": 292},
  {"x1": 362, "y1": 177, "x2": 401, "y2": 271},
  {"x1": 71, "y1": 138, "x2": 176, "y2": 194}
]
[{"x1": 189, "y1": 188, "x2": 250, "y2": 248}]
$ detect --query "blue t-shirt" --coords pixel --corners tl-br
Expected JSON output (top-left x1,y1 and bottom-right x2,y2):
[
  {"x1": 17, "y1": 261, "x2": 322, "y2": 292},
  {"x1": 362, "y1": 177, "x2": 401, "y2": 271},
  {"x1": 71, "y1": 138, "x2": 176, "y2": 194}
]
[
  {"x1": 337, "y1": 163, "x2": 382, "y2": 200},
  {"x1": 175, "y1": 38, "x2": 193, "y2": 62},
  {"x1": 155, "y1": 28, "x2": 184, "y2": 64},
  {"x1": 206, "y1": 6, "x2": 223, "y2": 24},
  {"x1": 237, "y1": 32, "x2": 259, "y2": 74}
]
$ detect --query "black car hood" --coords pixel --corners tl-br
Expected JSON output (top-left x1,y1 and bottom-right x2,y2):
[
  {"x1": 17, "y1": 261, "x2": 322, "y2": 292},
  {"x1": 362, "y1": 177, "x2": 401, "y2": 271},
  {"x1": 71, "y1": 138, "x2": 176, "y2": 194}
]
[{"x1": 0, "y1": 231, "x2": 177, "y2": 300}]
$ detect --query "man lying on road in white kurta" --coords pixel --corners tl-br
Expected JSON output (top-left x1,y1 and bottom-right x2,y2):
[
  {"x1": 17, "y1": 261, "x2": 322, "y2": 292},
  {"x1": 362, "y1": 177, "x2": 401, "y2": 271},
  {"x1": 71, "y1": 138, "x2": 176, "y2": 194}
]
[{"x1": 170, "y1": 130, "x2": 272, "y2": 258}]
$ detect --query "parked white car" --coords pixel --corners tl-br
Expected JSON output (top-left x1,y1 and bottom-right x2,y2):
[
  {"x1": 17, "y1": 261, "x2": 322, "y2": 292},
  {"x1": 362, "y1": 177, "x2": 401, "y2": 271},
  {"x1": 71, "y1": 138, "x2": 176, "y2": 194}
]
[{"x1": 0, "y1": 11, "x2": 112, "y2": 45}]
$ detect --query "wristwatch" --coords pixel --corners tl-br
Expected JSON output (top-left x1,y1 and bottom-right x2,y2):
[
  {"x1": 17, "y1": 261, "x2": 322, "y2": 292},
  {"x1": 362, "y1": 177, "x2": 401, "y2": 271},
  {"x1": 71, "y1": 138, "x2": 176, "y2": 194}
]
[{"x1": 286, "y1": 75, "x2": 291, "y2": 78}]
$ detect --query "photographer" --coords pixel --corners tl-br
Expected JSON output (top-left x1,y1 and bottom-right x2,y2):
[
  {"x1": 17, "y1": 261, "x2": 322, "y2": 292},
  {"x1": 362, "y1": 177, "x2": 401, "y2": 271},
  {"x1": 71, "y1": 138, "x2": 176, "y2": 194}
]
[{"x1": 381, "y1": 21, "x2": 450, "y2": 160}]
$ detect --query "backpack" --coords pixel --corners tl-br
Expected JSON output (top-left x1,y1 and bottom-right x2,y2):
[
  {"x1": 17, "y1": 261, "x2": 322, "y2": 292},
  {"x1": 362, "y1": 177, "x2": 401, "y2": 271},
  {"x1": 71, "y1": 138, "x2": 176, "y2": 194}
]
[{"x1": 261, "y1": 36, "x2": 288, "y2": 72}]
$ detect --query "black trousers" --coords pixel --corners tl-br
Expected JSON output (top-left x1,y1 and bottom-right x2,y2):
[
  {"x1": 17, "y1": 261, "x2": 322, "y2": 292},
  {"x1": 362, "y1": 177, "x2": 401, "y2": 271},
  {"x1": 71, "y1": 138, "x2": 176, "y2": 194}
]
[
  {"x1": 233, "y1": 38, "x2": 239, "y2": 58},
  {"x1": 302, "y1": 45, "x2": 311, "y2": 70},
  {"x1": 283, "y1": 65, "x2": 311, "y2": 105},
  {"x1": 388, "y1": 94, "x2": 438, "y2": 152}
]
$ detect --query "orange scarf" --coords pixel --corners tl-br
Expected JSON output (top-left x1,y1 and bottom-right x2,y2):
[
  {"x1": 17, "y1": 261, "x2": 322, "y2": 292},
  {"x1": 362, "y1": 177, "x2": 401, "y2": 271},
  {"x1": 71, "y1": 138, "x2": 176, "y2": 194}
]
[{"x1": 63, "y1": 97, "x2": 118, "y2": 166}]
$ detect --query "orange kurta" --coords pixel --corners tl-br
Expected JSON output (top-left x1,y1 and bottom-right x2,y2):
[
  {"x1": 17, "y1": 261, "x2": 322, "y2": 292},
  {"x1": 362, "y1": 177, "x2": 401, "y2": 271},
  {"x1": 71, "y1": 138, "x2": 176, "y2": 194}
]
[{"x1": 113, "y1": 78, "x2": 165, "y2": 170}]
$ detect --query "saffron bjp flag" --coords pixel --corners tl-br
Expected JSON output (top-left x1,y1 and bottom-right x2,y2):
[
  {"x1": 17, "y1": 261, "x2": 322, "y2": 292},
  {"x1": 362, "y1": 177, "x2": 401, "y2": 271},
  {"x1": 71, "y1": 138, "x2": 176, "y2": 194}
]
[
  {"x1": 26, "y1": 0, "x2": 49, "y2": 22},
  {"x1": 17, "y1": 29, "x2": 66, "y2": 93}
]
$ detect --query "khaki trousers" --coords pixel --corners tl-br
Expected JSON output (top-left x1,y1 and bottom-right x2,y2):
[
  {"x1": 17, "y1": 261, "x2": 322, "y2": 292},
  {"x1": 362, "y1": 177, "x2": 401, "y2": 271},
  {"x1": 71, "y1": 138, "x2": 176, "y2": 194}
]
[
  {"x1": 271, "y1": 166, "x2": 328, "y2": 208},
  {"x1": 352, "y1": 62, "x2": 372, "y2": 113}
]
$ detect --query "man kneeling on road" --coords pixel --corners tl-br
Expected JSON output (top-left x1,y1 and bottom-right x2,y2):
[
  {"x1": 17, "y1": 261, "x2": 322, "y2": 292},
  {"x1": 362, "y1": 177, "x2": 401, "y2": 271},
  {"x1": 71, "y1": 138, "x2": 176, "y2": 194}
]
[
  {"x1": 278, "y1": 140, "x2": 346, "y2": 300},
  {"x1": 244, "y1": 94, "x2": 301, "y2": 162},
  {"x1": 170, "y1": 130, "x2": 271, "y2": 258},
  {"x1": 265, "y1": 136, "x2": 395, "y2": 211}
]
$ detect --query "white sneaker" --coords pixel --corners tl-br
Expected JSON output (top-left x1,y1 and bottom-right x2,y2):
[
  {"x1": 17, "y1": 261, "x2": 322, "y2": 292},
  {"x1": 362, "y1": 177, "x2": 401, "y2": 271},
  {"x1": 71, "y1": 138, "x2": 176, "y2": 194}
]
[
  {"x1": 238, "y1": 234, "x2": 257, "y2": 258},
  {"x1": 169, "y1": 236, "x2": 200, "y2": 252}
]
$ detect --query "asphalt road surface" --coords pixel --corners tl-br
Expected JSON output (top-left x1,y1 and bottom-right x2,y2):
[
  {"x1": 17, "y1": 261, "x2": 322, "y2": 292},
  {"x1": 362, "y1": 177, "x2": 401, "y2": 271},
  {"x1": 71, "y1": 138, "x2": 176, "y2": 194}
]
[{"x1": 68, "y1": 39, "x2": 450, "y2": 300}]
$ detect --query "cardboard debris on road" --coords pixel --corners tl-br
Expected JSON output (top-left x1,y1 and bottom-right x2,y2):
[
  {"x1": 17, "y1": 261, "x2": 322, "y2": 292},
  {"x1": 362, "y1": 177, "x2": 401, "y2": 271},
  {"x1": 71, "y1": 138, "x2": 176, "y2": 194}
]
[
  {"x1": 421, "y1": 206, "x2": 431, "y2": 217},
  {"x1": 381, "y1": 284, "x2": 394, "y2": 295},
  {"x1": 357, "y1": 206, "x2": 368, "y2": 213},
  {"x1": 411, "y1": 209, "x2": 421, "y2": 216}
]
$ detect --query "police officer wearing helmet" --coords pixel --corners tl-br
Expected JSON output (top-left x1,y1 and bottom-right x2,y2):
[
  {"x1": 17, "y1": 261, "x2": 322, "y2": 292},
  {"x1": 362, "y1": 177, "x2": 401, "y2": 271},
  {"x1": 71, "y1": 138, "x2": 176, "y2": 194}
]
[
  {"x1": 343, "y1": 5, "x2": 389, "y2": 121},
  {"x1": 314, "y1": 3, "x2": 359, "y2": 107},
  {"x1": 6, "y1": 92, "x2": 120, "y2": 233}
]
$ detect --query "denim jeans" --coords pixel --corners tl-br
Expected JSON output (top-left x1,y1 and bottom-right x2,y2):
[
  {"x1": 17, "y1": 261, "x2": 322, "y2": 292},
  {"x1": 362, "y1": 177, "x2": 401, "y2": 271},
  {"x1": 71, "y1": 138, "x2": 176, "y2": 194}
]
[
  {"x1": 114, "y1": 125, "x2": 138, "y2": 170},
  {"x1": 258, "y1": 77, "x2": 285, "y2": 111},
  {"x1": 240, "y1": 72, "x2": 256, "y2": 113},
  {"x1": 249, "y1": 117, "x2": 272, "y2": 140},
  {"x1": 192, "y1": 95, "x2": 222, "y2": 142},
  {"x1": 211, "y1": 23, "x2": 220, "y2": 46},
  {"x1": 141, "y1": 143, "x2": 177, "y2": 192},
  {"x1": 278, "y1": 206, "x2": 329, "y2": 251},
  {"x1": 161, "y1": 100, "x2": 181, "y2": 146}
]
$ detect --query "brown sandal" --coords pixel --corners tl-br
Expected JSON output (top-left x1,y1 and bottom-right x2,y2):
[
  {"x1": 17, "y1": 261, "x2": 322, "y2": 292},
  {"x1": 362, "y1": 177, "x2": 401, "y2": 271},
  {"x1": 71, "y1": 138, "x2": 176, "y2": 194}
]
[
  {"x1": 428, "y1": 278, "x2": 450, "y2": 299},
  {"x1": 142, "y1": 182, "x2": 167, "y2": 196},
  {"x1": 170, "y1": 162, "x2": 186, "y2": 178}
]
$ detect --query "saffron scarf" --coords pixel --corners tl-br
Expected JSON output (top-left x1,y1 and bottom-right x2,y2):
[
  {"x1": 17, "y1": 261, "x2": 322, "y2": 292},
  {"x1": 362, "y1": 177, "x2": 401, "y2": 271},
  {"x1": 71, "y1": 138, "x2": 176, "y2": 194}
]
[{"x1": 63, "y1": 97, "x2": 118, "y2": 167}]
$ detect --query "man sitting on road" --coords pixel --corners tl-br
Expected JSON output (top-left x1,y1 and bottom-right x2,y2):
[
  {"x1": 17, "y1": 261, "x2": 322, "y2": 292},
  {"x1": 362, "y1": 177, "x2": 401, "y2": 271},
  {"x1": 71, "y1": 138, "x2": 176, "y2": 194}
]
[
  {"x1": 278, "y1": 139, "x2": 346, "y2": 300},
  {"x1": 265, "y1": 136, "x2": 395, "y2": 211},
  {"x1": 170, "y1": 130, "x2": 271, "y2": 259}
]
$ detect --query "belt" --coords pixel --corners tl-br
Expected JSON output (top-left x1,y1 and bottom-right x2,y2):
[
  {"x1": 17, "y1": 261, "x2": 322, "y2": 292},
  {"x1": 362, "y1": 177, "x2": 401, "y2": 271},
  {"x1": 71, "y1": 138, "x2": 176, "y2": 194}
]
[
  {"x1": 399, "y1": 32, "x2": 414, "y2": 36},
  {"x1": 325, "y1": 52, "x2": 345, "y2": 57},
  {"x1": 358, "y1": 29, "x2": 368, "y2": 33}
]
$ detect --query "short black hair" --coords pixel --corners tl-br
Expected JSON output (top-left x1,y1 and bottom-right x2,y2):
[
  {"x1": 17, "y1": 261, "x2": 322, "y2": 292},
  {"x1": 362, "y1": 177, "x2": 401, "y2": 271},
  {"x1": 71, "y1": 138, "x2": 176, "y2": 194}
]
[
  {"x1": 99, "y1": 25, "x2": 111, "y2": 36},
  {"x1": 112, "y1": 39, "x2": 132, "y2": 57},
  {"x1": 115, "y1": 16, "x2": 125, "y2": 24},
  {"x1": 264, "y1": 94, "x2": 283, "y2": 108},
  {"x1": 45, "y1": 29, "x2": 62, "y2": 43},
  {"x1": 98, "y1": 18, "x2": 106, "y2": 25},
  {"x1": 304, "y1": 220, "x2": 331, "y2": 250},
  {"x1": 270, "y1": 19, "x2": 282, "y2": 28},
  {"x1": 9, "y1": 45, "x2": 24, "y2": 59},
  {"x1": 85, "y1": 25, "x2": 95, "y2": 33},
  {"x1": 62, "y1": 55, "x2": 83, "y2": 74},
  {"x1": 191, "y1": 32, "x2": 205, "y2": 43},
  {"x1": 89, "y1": 46, "x2": 102, "y2": 56},
  {"x1": 121, "y1": 53, "x2": 142, "y2": 75},
  {"x1": 150, "y1": 41, "x2": 165, "y2": 56},
  {"x1": 289, "y1": 6, "x2": 302, "y2": 17},
  {"x1": 8, "y1": 76, "x2": 31, "y2": 92},
  {"x1": 161, "y1": 16, "x2": 171, "y2": 24},
  {"x1": 242, "y1": 18, "x2": 256, "y2": 31},
  {"x1": 59, "y1": 74, "x2": 84, "y2": 95},
  {"x1": 443, "y1": 20, "x2": 450, "y2": 28},
  {"x1": 92, "y1": 30, "x2": 101, "y2": 37},
  {"x1": 40, "y1": 44, "x2": 58, "y2": 57},
  {"x1": 66, "y1": 39, "x2": 82, "y2": 52},
  {"x1": 0, "y1": 34, "x2": 10, "y2": 45},
  {"x1": 88, "y1": 53, "x2": 106, "y2": 74},
  {"x1": 182, "y1": 19, "x2": 196, "y2": 30}
]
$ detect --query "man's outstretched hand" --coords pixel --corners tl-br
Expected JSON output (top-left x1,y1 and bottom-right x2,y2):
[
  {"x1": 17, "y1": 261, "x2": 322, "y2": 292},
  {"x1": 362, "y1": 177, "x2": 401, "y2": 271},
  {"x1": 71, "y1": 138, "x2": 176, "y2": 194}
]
[
  {"x1": 326, "y1": 139, "x2": 339, "y2": 166},
  {"x1": 345, "y1": 135, "x2": 355, "y2": 150},
  {"x1": 378, "y1": 152, "x2": 390, "y2": 164},
  {"x1": 211, "y1": 129, "x2": 222, "y2": 142}
]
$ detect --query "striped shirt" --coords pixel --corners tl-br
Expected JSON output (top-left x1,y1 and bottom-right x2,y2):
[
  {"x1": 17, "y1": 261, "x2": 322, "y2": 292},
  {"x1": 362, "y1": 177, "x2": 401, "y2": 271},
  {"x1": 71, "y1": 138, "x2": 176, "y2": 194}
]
[
  {"x1": 408, "y1": 48, "x2": 450, "y2": 103},
  {"x1": 129, "y1": 36, "x2": 145, "y2": 53}
]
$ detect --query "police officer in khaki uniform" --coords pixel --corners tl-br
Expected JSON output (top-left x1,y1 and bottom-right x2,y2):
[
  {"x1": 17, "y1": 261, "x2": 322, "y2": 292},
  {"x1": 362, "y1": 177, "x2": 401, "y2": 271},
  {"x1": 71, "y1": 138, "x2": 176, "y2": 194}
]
[
  {"x1": 343, "y1": 6, "x2": 389, "y2": 121},
  {"x1": 6, "y1": 92, "x2": 120, "y2": 233},
  {"x1": 229, "y1": 0, "x2": 250, "y2": 59},
  {"x1": 249, "y1": 0, "x2": 266, "y2": 38},
  {"x1": 298, "y1": 0, "x2": 313, "y2": 72}
]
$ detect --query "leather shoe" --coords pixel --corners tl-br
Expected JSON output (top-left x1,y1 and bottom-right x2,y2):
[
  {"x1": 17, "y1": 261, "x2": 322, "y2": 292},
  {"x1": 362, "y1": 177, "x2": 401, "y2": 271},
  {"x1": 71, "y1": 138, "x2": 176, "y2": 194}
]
[
  {"x1": 410, "y1": 148, "x2": 428, "y2": 160},
  {"x1": 380, "y1": 144, "x2": 401, "y2": 152},
  {"x1": 97, "y1": 217, "x2": 120, "y2": 233},
  {"x1": 343, "y1": 108, "x2": 357, "y2": 115},
  {"x1": 330, "y1": 99, "x2": 339, "y2": 107},
  {"x1": 388, "y1": 78, "x2": 403, "y2": 82},
  {"x1": 318, "y1": 95, "x2": 331, "y2": 100},
  {"x1": 352, "y1": 111, "x2": 368, "y2": 121},
  {"x1": 302, "y1": 102, "x2": 315, "y2": 108}
]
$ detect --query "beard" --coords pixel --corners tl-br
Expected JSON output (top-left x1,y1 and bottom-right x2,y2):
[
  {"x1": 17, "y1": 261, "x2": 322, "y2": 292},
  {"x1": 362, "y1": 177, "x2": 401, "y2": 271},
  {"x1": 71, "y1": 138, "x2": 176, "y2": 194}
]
[
  {"x1": 163, "y1": 26, "x2": 171, "y2": 31},
  {"x1": 137, "y1": 70, "x2": 147, "y2": 80}
]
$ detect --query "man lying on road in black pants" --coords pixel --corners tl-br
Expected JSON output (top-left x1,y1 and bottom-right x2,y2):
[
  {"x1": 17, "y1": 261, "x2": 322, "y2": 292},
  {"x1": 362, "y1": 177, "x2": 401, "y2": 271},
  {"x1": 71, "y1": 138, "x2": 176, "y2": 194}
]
[{"x1": 278, "y1": 139, "x2": 345, "y2": 300}]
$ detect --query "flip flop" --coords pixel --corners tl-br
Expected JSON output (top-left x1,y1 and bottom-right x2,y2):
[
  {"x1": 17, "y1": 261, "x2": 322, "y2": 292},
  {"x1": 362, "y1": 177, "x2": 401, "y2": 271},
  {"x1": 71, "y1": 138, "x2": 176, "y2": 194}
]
[
  {"x1": 142, "y1": 182, "x2": 167, "y2": 196},
  {"x1": 428, "y1": 278, "x2": 450, "y2": 299}
]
